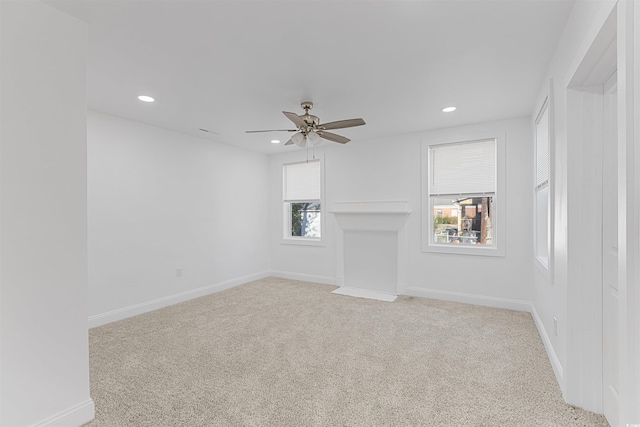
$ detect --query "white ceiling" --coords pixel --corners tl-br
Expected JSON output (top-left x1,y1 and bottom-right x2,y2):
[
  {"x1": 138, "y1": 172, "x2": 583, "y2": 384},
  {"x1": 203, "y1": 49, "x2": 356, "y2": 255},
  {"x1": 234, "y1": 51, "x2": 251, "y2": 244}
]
[{"x1": 47, "y1": 0, "x2": 574, "y2": 154}]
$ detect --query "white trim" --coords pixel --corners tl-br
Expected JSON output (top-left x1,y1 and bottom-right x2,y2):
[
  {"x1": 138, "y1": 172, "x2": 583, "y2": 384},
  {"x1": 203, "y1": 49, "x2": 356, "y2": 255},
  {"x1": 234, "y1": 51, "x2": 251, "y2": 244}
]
[
  {"x1": 534, "y1": 256, "x2": 551, "y2": 282},
  {"x1": 423, "y1": 242, "x2": 502, "y2": 257},
  {"x1": 31, "y1": 399, "x2": 95, "y2": 427},
  {"x1": 618, "y1": 1, "x2": 640, "y2": 423},
  {"x1": 331, "y1": 287, "x2": 397, "y2": 302},
  {"x1": 280, "y1": 237, "x2": 324, "y2": 247},
  {"x1": 331, "y1": 200, "x2": 410, "y2": 213},
  {"x1": 397, "y1": 284, "x2": 530, "y2": 312},
  {"x1": 88, "y1": 271, "x2": 270, "y2": 328},
  {"x1": 547, "y1": 79, "x2": 555, "y2": 283},
  {"x1": 531, "y1": 303, "x2": 564, "y2": 387},
  {"x1": 269, "y1": 270, "x2": 338, "y2": 286}
]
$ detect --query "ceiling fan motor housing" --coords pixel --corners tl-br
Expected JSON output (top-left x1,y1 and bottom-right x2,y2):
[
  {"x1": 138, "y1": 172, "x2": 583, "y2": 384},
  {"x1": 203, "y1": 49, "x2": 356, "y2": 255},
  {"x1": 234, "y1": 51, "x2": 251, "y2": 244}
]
[
  {"x1": 302, "y1": 115, "x2": 319, "y2": 129},
  {"x1": 299, "y1": 102, "x2": 319, "y2": 131}
]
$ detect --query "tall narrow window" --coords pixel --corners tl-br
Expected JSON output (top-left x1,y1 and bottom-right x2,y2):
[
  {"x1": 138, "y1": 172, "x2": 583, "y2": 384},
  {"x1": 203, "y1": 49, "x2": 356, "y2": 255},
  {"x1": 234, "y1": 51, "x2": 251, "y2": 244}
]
[
  {"x1": 535, "y1": 101, "x2": 550, "y2": 266},
  {"x1": 283, "y1": 160, "x2": 322, "y2": 241},
  {"x1": 426, "y1": 138, "x2": 499, "y2": 251}
]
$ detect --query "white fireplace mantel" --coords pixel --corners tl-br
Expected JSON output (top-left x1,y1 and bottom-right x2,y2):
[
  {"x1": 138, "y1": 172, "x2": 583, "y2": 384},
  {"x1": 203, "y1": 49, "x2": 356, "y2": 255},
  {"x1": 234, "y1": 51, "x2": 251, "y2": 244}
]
[
  {"x1": 330, "y1": 201, "x2": 411, "y2": 231},
  {"x1": 330, "y1": 201, "x2": 411, "y2": 298}
]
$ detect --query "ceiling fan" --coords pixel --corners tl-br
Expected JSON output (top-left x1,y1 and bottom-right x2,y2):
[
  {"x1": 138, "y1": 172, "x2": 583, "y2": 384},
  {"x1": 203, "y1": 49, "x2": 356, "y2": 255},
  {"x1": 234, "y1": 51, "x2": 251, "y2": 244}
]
[{"x1": 246, "y1": 102, "x2": 366, "y2": 147}]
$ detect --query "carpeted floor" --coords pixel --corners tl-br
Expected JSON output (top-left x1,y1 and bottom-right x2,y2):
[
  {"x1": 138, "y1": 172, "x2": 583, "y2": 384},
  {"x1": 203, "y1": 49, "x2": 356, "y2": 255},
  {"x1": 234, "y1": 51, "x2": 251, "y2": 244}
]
[{"x1": 85, "y1": 277, "x2": 609, "y2": 426}]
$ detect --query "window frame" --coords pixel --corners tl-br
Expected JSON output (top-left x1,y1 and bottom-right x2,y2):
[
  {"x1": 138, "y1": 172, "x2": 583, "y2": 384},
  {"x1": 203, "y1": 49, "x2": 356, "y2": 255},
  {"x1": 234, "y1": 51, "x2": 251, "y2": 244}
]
[
  {"x1": 534, "y1": 91, "x2": 554, "y2": 280},
  {"x1": 281, "y1": 157, "x2": 325, "y2": 246},
  {"x1": 421, "y1": 127, "x2": 506, "y2": 257}
]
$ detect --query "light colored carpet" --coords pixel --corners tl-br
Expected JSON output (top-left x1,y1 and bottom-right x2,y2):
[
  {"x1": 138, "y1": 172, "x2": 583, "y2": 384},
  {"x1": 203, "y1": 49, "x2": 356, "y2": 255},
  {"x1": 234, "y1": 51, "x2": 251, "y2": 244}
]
[{"x1": 85, "y1": 277, "x2": 608, "y2": 426}]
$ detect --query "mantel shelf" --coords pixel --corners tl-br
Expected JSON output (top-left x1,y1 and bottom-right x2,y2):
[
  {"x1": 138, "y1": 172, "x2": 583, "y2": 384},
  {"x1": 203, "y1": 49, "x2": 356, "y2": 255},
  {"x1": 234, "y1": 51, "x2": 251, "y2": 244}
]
[
  {"x1": 331, "y1": 202, "x2": 411, "y2": 232},
  {"x1": 330, "y1": 200, "x2": 410, "y2": 215},
  {"x1": 329, "y1": 210, "x2": 411, "y2": 215}
]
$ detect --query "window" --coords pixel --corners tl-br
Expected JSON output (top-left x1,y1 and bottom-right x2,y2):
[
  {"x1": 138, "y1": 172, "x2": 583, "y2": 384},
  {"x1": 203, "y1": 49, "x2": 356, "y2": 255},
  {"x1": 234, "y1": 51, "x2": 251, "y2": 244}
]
[
  {"x1": 283, "y1": 160, "x2": 322, "y2": 242},
  {"x1": 422, "y1": 129, "x2": 505, "y2": 256},
  {"x1": 535, "y1": 100, "x2": 550, "y2": 268}
]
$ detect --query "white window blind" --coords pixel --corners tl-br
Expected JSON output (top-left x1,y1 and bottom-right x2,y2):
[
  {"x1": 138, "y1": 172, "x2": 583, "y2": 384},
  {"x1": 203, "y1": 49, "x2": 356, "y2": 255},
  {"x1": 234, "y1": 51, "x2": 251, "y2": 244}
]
[
  {"x1": 283, "y1": 161, "x2": 320, "y2": 201},
  {"x1": 536, "y1": 105, "x2": 550, "y2": 188},
  {"x1": 430, "y1": 139, "x2": 496, "y2": 196}
]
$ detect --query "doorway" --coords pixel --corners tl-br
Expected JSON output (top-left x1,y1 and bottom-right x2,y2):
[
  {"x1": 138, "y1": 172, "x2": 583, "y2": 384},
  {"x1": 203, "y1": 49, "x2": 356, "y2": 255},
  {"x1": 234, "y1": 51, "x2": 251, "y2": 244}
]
[{"x1": 565, "y1": 6, "x2": 618, "y2": 421}]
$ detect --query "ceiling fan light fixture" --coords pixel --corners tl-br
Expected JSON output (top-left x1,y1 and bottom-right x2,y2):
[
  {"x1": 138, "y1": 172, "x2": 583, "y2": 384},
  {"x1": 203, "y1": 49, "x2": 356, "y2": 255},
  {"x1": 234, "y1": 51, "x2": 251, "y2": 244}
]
[
  {"x1": 442, "y1": 106, "x2": 457, "y2": 113},
  {"x1": 307, "y1": 131, "x2": 321, "y2": 146},
  {"x1": 138, "y1": 95, "x2": 155, "y2": 103},
  {"x1": 270, "y1": 139, "x2": 281, "y2": 144},
  {"x1": 291, "y1": 132, "x2": 306, "y2": 147}
]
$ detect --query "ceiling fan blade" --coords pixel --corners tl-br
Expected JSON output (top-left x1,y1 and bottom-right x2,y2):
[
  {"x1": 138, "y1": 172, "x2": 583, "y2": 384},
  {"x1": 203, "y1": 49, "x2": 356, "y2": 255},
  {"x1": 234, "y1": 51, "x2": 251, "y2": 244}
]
[
  {"x1": 284, "y1": 139, "x2": 294, "y2": 146},
  {"x1": 245, "y1": 129, "x2": 296, "y2": 133},
  {"x1": 319, "y1": 131, "x2": 350, "y2": 144},
  {"x1": 319, "y1": 118, "x2": 366, "y2": 130},
  {"x1": 283, "y1": 111, "x2": 306, "y2": 128}
]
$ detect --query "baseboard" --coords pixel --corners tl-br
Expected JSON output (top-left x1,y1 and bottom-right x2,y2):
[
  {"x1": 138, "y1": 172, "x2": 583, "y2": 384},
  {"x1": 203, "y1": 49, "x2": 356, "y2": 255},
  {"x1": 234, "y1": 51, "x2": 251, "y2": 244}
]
[
  {"x1": 88, "y1": 271, "x2": 270, "y2": 328},
  {"x1": 397, "y1": 284, "x2": 531, "y2": 312},
  {"x1": 530, "y1": 302, "x2": 564, "y2": 387},
  {"x1": 270, "y1": 270, "x2": 338, "y2": 286},
  {"x1": 32, "y1": 399, "x2": 95, "y2": 427}
]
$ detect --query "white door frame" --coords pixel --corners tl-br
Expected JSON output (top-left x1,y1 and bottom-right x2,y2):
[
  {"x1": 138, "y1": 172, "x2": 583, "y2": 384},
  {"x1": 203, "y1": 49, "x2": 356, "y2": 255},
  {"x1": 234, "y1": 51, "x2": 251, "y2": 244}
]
[
  {"x1": 602, "y1": 70, "x2": 619, "y2": 427},
  {"x1": 565, "y1": 61, "x2": 619, "y2": 427},
  {"x1": 564, "y1": 3, "x2": 640, "y2": 424},
  {"x1": 616, "y1": 1, "x2": 640, "y2": 424},
  {"x1": 565, "y1": 8, "x2": 616, "y2": 413}
]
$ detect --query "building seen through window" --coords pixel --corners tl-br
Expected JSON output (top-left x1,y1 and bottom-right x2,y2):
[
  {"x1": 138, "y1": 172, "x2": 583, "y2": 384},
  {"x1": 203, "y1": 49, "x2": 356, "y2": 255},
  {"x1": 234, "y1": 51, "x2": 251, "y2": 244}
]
[{"x1": 433, "y1": 196, "x2": 493, "y2": 245}]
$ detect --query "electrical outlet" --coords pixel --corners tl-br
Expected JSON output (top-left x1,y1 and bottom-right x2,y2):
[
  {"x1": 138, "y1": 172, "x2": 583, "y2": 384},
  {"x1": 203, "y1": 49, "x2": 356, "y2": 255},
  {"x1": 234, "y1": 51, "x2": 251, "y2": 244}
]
[
  {"x1": 553, "y1": 317, "x2": 558, "y2": 336},
  {"x1": 176, "y1": 268, "x2": 182, "y2": 278}
]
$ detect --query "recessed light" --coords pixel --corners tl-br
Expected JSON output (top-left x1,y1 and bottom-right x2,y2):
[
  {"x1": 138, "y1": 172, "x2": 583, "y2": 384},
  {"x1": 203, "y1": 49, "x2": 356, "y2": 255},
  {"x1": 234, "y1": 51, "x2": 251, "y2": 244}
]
[
  {"x1": 442, "y1": 106, "x2": 457, "y2": 113},
  {"x1": 271, "y1": 139, "x2": 281, "y2": 144},
  {"x1": 138, "y1": 95, "x2": 155, "y2": 103}
]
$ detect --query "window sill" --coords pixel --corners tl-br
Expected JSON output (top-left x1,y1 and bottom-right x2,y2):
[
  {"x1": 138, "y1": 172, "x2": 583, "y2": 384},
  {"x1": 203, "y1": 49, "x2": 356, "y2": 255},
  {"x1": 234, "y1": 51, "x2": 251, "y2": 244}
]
[
  {"x1": 422, "y1": 243, "x2": 505, "y2": 257},
  {"x1": 281, "y1": 238, "x2": 325, "y2": 247}
]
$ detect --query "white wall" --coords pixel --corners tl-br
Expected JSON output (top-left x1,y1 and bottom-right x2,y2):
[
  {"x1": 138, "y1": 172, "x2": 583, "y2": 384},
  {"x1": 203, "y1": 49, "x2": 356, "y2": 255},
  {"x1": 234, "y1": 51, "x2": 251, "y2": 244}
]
[
  {"x1": 87, "y1": 111, "x2": 270, "y2": 325},
  {"x1": 531, "y1": 0, "x2": 640, "y2": 422},
  {"x1": 268, "y1": 117, "x2": 533, "y2": 309},
  {"x1": 530, "y1": 2, "x2": 618, "y2": 398},
  {"x1": 0, "y1": 1, "x2": 94, "y2": 425}
]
